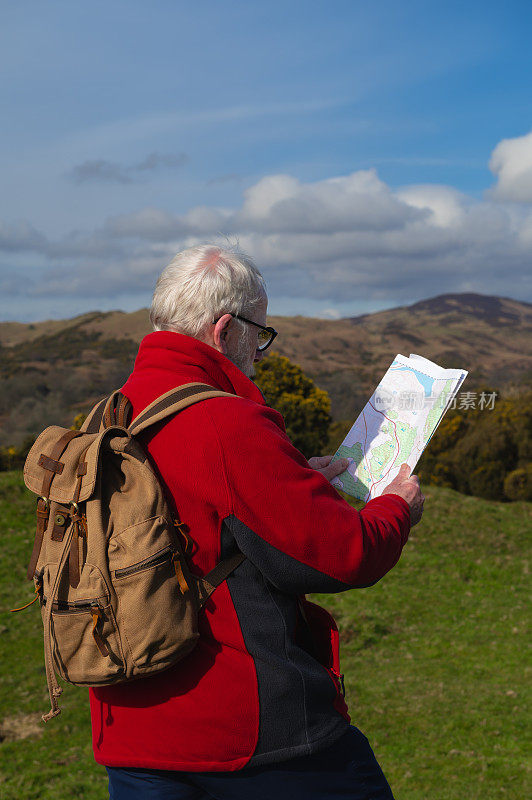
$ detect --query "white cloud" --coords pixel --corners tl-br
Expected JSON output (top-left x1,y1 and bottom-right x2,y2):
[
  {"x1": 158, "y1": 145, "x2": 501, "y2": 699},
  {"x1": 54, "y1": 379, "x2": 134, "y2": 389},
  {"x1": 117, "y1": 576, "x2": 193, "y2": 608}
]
[
  {"x1": 2, "y1": 139, "x2": 532, "y2": 308},
  {"x1": 183, "y1": 206, "x2": 232, "y2": 234},
  {"x1": 397, "y1": 185, "x2": 466, "y2": 227},
  {"x1": 489, "y1": 130, "x2": 532, "y2": 202},
  {"x1": 237, "y1": 170, "x2": 421, "y2": 233}
]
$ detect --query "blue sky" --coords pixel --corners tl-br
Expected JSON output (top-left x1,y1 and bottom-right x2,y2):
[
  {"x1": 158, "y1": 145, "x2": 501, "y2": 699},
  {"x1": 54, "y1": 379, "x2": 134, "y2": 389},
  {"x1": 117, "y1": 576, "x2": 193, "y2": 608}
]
[{"x1": 1, "y1": 0, "x2": 532, "y2": 321}]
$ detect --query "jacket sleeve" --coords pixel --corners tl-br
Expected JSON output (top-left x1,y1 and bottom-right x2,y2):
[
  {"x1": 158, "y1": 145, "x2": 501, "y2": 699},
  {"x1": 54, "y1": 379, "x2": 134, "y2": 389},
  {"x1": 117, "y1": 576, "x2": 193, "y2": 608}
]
[{"x1": 209, "y1": 399, "x2": 411, "y2": 594}]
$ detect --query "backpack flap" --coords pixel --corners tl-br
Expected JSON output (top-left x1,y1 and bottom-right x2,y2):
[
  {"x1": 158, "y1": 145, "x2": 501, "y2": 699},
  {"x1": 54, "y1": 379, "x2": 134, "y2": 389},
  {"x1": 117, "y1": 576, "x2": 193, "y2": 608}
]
[
  {"x1": 24, "y1": 426, "x2": 115, "y2": 504},
  {"x1": 23, "y1": 426, "x2": 124, "y2": 586}
]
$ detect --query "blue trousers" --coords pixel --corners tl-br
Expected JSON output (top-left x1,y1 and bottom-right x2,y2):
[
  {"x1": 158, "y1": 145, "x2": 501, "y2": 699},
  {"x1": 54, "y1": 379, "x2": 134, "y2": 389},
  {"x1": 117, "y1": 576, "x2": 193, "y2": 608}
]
[{"x1": 106, "y1": 726, "x2": 395, "y2": 799}]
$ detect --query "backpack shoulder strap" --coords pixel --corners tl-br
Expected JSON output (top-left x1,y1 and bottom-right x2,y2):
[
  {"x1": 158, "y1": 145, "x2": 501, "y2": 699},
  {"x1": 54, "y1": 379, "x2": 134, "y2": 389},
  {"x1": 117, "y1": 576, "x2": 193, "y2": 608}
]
[
  {"x1": 127, "y1": 383, "x2": 246, "y2": 594},
  {"x1": 83, "y1": 383, "x2": 235, "y2": 437},
  {"x1": 128, "y1": 383, "x2": 245, "y2": 600},
  {"x1": 127, "y1": 383, "x2": 235, "y2": 437}
]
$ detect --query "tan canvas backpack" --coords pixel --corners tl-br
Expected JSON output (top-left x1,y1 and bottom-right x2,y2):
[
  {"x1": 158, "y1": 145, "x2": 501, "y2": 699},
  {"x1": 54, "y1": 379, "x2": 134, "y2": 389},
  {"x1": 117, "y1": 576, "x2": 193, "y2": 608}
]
[{"x1": 17, "y1": 383, "x2": 244, "y2": 722}]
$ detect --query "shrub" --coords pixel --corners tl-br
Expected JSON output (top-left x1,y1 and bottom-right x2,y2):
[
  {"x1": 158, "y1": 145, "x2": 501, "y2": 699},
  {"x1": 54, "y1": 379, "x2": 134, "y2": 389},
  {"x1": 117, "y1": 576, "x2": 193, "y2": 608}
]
[
  {"x1": 504, "y1": 465, "x2": 532, "y2": 501},
  {"x1": 255, "y1": 352, "x2": 332, "y2": 458}
]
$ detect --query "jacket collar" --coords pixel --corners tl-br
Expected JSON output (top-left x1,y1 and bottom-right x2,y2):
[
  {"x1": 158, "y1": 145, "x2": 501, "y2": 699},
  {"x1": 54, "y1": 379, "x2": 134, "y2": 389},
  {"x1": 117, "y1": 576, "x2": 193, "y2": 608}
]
[{"x1": 123, "y1": 331, "x2": 266, "y2": 407}]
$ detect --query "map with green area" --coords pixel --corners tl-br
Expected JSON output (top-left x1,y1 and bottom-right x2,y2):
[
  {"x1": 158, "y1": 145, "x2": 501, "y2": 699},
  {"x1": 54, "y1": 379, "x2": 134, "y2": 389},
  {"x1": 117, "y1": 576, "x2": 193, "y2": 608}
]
[
  {"x1": 334, "y1": 441, "x2": 370, "y2": 500},
  {"x1": 331, "y1": 354, "x2": 467, "y2": 502}
]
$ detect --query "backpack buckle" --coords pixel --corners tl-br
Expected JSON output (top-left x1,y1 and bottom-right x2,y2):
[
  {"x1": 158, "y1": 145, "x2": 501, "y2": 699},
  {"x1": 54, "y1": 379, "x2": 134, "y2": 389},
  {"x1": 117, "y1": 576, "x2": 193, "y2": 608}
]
[{"x1": 51, "y1": 503, "x2": 72, "y2": 542}]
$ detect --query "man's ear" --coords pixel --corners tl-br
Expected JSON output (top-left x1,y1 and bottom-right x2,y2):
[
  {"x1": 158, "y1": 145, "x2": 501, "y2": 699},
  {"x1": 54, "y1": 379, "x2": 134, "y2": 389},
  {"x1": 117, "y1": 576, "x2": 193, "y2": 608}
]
[{"x1": 212, "y1": 314, "x2": 232, "y2": 355}]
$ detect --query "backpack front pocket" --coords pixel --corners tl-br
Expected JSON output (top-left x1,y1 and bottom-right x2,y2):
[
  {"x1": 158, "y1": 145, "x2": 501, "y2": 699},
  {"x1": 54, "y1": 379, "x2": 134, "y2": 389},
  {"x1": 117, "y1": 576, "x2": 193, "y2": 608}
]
[
  {"x1": 43, "y1": 598, "x2": 125, "y2": 685},
  {"x1": 40, "y1": 562, "x2": 125, "y2": 686},
  {"x1": 109, "y1": 517, "x2": 199, "y2": 672}
]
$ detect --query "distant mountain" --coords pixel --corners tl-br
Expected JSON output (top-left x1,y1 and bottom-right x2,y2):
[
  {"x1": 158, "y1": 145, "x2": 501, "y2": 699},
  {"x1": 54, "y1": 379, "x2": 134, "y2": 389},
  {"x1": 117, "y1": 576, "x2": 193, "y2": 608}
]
[
  {"x1": 0, "y1": 293, "x2": 530, "y2": 444},
  {"x1": 406, "y1": 292, "x2": 528, "y2": 322}
]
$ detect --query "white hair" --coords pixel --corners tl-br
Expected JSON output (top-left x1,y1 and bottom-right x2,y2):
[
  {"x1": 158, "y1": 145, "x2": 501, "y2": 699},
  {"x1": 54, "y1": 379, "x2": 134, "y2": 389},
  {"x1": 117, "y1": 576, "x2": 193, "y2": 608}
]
[{"x1": 150, "y1": 244, "x2": 267, "y2": 338}]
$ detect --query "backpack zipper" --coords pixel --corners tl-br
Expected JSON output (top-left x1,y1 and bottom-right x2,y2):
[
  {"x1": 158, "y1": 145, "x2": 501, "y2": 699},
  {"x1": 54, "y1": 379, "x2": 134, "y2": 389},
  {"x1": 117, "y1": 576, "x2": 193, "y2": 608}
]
[
  {"x1": 42, "y1": 597, "x2": 106, "y2": 613},
  {"x1": 113, "y1": 546, "x2": 175, "y2": 579}
]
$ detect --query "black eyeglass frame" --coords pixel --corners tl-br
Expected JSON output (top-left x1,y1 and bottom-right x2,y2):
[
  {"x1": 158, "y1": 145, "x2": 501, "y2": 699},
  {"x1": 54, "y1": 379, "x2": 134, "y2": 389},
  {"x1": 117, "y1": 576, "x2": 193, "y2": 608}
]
[{"x1": 212, "y1": 313, "x2": 278, "y2": 351}]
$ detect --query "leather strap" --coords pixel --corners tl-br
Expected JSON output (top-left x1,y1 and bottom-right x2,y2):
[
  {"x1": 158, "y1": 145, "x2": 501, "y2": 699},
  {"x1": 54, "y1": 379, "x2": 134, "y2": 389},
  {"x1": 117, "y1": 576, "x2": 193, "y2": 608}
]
[
  {"x1": 102, "y1": 391, "x2": 132, "y2": 429},
  {"x1": 87, "y1": 391, "x2": 132, "y2": 431},
  {"x1": 26, "y1": 498, "x2": 50, "y2": 581},
  {"x1": 40, "y1": 430, "x2": 82, "y2": 498},
  {"x1": 116, "y1": 394, "x2": 132, "y2": 427},
  {"x1": 26, "y1": 430, "x2": 82, "y2": 581},
  {"x1": 68, "y1": 519, "x2": 81, "y2": 589},
  {"x1": 197, "y1": 552, "x2": 246, "y2": 606},
  {"x1": 38, "y1": 454, "x2": 64, "y2": 474},
  {"x1": 103, "y1": 392, "x2": 120, "y2": 428},
  {"x1": 91, "y1": 605, "x2": 109, "y2": 657},
  {"x1": 72, "y1": 444, "x2": 90, "y2": 504}
]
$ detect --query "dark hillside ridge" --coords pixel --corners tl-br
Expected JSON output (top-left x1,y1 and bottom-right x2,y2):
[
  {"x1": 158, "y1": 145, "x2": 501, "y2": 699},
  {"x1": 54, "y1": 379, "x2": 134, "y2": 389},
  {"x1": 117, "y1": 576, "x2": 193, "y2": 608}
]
[
  {"x1": 0, "y1": 293, "x2": 530, "y2": 443},
  {"x1": 407, "y1": 292, "x2": 530, "y2": 322},
  {"x1": 350, "y1": 292, "x2": 530, "y2": 324}
]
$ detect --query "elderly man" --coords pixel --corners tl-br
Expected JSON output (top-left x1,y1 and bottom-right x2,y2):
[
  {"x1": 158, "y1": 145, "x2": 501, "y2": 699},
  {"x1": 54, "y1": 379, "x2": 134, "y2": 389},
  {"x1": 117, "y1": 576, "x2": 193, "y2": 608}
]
[{"x1": 95, "y1": 245, "x2": 424, "y2": 800}]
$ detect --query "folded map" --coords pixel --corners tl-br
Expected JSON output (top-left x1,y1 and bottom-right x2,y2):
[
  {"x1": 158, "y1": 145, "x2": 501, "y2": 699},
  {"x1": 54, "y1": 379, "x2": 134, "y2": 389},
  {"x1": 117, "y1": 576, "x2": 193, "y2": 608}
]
[{"x1": 330, "y1": 353, "x2": 468, "y2": 502}]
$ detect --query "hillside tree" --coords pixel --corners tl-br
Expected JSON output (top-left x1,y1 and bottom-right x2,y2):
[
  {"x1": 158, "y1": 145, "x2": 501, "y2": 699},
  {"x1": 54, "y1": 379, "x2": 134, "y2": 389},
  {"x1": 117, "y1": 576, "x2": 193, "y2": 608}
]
[{"x1": 254, "y1": 352, "x2": 332, "y2": 459}]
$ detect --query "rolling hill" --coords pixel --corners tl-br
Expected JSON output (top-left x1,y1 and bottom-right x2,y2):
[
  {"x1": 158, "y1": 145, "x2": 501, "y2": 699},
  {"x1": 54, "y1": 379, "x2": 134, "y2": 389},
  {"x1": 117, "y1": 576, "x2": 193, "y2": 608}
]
[{"x1": 0, "y1": 293, "x2": 530, "y2": 445}]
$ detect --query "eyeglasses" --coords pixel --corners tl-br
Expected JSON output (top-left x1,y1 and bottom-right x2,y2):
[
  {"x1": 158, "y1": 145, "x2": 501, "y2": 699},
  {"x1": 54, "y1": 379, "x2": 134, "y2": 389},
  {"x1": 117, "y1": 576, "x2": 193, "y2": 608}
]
[{"x1": 213, "y1": 313, "x2": 278, "y2": 351}]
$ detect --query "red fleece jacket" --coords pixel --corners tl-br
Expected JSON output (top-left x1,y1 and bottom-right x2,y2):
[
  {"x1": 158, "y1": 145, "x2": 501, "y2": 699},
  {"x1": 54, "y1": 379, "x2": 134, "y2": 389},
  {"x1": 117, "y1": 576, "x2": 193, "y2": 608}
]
[{"x1": 90, "y1": 331, "x2": 410, "y2": 771}]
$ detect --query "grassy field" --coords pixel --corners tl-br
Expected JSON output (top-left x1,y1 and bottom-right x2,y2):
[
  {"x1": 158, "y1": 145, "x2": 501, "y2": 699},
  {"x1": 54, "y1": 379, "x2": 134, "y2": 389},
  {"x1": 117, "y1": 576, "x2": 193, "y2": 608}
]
[{"x1": 0, "y1": 470, "x2": 530, "y2": 799}]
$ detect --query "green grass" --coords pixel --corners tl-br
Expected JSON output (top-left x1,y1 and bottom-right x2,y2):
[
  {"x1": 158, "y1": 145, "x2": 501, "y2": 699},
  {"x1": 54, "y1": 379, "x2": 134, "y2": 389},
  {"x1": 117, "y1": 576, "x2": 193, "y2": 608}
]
[
  {"x1": 0, "y1": 472, "x2": 107, "y2": 799},
  {"x1": 315, "y1": 487, "x2": 531, "y2": 799},
  {"x1": 0, "y1": 472, "x2": 530, "y2": 799}
]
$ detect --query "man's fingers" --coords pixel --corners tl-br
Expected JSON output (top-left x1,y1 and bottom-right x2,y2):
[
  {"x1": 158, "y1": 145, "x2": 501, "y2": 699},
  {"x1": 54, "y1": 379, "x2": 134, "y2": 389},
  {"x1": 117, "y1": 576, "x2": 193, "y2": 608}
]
[
  {"x1": 398, "y1": 463, "x2": 411, "y2": 477},
  {"x1": 334, "y1": 458, "x2": 349, "y2": 473},
  {"x1": 321, "y1": 459, "x2": 349, "y2": 481},
  {"x1": 308, "y1": 455, "x2": 333, "y2": 469},
  {"x1": 308, "y1": 455, "x2": 349, "y2": 482}
]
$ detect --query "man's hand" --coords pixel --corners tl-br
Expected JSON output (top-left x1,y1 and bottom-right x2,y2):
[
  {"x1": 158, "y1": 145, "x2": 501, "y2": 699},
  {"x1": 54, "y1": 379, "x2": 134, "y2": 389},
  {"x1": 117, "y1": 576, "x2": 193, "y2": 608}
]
[
  {"x1": 382, "y1": 463, "x2": 425, "y2": 526},
  {"x1": 308, "y1": 455, "x2": 349, "y2": 483}
]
